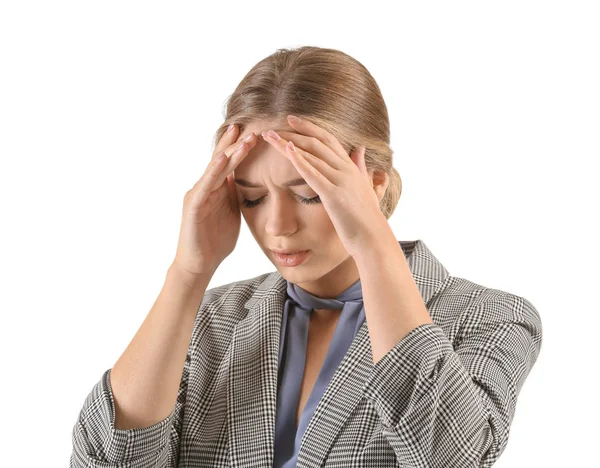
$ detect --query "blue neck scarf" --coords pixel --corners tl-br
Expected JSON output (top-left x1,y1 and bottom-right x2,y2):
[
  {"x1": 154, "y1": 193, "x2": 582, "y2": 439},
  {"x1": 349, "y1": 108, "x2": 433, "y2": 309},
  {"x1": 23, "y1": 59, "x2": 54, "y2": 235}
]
[{"x1": 273, "y1": 277, "x2": 366, "y2": 467}]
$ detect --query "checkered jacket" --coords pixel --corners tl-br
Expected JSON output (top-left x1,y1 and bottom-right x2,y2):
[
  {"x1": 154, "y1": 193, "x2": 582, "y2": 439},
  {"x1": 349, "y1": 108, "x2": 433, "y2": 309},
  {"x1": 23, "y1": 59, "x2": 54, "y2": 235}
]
[{"x1": 70, "y1": 239, "x2": 543, "y2": 467}]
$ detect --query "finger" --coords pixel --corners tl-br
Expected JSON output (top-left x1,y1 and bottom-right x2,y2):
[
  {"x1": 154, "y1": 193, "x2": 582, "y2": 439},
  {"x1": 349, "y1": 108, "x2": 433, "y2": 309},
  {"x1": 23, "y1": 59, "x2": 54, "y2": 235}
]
[
  {"x1": 191, "y1": 149, "x2": 228, "y2": 195},
  {"x1": 352, "y1": 146, "x2": 369, "y2": 177},
  {"x1": 284, "y1": 140, "x2": 335, "y2": 195},
  {"x1": 200, "y1": 137, "x2": 256, "y2": 198},
  {"x1": 285, "y1": 115, "x2": 351, "y2": 163},
  {"x1": 273, "y1": 130, "x2": 346, "y2": 171},
  {"x1": 224, "y1": 131, "x2": 257, "y2": 157},
  {"x1": 262, "y1": 131, "x2": 341, "y2": 184},
  {"x1": 214, "y1": 123, "x2": 240, "y2": 161}
]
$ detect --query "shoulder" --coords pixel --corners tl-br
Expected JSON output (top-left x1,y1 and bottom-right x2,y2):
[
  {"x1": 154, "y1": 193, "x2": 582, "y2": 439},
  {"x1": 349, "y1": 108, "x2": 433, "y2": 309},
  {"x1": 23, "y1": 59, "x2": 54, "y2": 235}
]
[
  {"x1": 440, "y1": 275, "x2": 539, "y2": 316},
  {"x1": 201, "y1": 271, "x2": 276, "y2": 306},
  {"x1": 191, "y1": 270, "x2": 280, "y2": 326},
  {"x1": 433, "y1": 274, "x2": 542, "y2": 345}
]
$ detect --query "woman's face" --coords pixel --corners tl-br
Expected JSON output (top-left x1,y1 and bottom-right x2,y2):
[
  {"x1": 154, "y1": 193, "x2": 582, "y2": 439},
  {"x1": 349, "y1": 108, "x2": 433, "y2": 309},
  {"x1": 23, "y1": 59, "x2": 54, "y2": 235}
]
[{"x1": 231, "y1": 120, "x2": 361, "y2": 298}]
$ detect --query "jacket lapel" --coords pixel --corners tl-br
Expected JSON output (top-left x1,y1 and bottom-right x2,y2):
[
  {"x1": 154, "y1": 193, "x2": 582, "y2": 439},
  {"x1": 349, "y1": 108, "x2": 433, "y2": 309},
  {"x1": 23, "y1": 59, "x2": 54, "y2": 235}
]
[
  {"x1": 227, "y1": 240, "x2": 449, "y2": 467},
  {"x1": 295, "y1": 320, "x2": 374, "y2": 466},
  {"x1": 227, "y1": 271, "x2": 286, "y2": 467}
]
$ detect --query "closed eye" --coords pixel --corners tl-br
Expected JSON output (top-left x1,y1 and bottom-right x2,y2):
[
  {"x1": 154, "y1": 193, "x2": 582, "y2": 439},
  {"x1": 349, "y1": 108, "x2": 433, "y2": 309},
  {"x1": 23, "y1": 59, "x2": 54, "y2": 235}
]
[{"x1": 241, "y1": 194, "x2": 321, "y2": 208}]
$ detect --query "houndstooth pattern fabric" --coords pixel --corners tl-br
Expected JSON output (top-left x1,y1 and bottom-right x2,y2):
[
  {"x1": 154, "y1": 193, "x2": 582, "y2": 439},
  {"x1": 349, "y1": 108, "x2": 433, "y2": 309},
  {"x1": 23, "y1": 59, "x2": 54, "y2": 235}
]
[{"x1": 70, "y1": 239, "x2": 543, "y2": 467}]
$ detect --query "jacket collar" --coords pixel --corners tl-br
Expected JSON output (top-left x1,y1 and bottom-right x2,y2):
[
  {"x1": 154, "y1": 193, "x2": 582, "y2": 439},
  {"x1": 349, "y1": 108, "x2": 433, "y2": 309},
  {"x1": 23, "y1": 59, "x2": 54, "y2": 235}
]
[{"x1": 227, "y1": 239, "x2": 449, "y2": 467}]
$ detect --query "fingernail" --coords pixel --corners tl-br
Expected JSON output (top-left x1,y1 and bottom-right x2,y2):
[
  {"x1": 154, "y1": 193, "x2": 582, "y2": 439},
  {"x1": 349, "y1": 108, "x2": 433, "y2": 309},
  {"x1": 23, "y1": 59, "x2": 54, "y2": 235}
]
[
  {"x1": 288, "y1": 115, "x2": 301, "y2": 124},
  {"x1": 227, "y1": 124, "x2": 235, "y2": 133},
  {"x1": 243, "y1": 133, "x2": 254, "y2": 142},
  {"x1": 267, "y1": 130, "x2": 280, "y2": 140}
]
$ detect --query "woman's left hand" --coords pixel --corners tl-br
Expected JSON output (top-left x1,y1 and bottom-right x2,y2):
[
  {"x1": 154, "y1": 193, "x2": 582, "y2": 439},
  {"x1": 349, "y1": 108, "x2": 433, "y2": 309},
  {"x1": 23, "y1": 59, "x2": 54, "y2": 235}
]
[{"x1": 261, "y1": 115, "x2": 390, "y2": 259}]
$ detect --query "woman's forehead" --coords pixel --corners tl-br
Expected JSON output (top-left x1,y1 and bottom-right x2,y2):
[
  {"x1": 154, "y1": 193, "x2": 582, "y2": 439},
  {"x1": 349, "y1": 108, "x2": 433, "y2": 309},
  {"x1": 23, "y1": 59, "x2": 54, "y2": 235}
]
[
  {"x1": 236, "y1": 120, "x2": 296, "y2": 143},
  {"x1": 233, "y1": 144, "x2": 301, "y2": 187}
]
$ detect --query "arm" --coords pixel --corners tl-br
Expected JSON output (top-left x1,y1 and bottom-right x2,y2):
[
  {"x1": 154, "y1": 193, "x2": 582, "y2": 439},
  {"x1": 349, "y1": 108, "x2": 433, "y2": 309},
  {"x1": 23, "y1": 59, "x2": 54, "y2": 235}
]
[
  {"x1": 70, "y1": 264, "x2": 213, "y2": 467},
  {"x1": 361, "y1": 295, "x2": 543, "y2": 467},
  {"x1": 353, "y1": 224, "x2": 543, "y2": 466}
]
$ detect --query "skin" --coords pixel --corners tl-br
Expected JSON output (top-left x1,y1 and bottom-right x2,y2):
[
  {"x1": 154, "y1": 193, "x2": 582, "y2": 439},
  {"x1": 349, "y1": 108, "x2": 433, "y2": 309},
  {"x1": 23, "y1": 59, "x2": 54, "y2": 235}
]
[{"x1": 223, "y1": 120, "x2": 389, "y2": 322}]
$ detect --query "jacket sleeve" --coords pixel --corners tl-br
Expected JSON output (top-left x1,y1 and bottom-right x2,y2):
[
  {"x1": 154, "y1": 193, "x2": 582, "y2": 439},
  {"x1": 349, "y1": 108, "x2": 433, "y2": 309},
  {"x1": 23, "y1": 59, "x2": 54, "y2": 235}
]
[
  {"x1": 69, "y1": 349, "x2": 191, "y2": 468},
  {"x1": 361, "y1": 294, "x2": 543, "y2": 468}
]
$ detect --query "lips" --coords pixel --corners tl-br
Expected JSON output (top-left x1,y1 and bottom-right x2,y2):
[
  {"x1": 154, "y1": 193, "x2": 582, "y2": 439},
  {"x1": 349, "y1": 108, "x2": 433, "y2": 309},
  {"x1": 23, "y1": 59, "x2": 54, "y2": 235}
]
[
  {"x1": 271, "y1": 249, "x2": 307, "y2": 254},
  {"x1": 272, "y1": 249, "x2": 310, "y2": 266}
]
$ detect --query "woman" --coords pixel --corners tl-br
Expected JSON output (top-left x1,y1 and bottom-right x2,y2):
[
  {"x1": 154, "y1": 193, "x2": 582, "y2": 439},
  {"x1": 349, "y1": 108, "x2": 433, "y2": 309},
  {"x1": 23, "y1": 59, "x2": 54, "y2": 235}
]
[{"x1": 70, "y1": 46, "x2": 543, "y2": 467}]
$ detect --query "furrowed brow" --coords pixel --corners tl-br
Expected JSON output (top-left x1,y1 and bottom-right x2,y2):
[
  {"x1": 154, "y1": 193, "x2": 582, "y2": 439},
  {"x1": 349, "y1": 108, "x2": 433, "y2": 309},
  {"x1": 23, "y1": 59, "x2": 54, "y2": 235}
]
[{"x1": 234, "y1": 178, "x2": 307, "y2": 188}]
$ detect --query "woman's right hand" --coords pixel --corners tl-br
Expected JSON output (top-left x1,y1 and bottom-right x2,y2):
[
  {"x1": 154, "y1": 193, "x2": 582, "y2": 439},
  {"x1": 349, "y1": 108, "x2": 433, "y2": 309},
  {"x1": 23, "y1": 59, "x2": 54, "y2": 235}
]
[{"x1": 172, "y1": 124, "x2": 257, "y2": 278}]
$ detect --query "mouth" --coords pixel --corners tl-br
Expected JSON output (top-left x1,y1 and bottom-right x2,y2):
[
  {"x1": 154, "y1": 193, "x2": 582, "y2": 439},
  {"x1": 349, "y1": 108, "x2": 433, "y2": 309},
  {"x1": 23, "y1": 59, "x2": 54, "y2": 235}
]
[{"x1": 271, "y1": 249, "x2": 311, "y2": 266}]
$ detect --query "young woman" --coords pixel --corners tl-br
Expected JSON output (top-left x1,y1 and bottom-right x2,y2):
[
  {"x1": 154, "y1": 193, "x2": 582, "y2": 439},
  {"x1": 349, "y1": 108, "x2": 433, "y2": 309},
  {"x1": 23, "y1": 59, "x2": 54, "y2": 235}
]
[{"x1": 70, "y1": 46, "x2": 543, "y2": 468}]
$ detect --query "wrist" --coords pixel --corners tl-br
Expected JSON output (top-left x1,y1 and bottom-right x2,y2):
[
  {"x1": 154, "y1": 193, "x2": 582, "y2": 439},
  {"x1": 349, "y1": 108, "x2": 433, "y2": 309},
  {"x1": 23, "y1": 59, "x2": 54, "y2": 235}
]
[
  {"x1": 351, "y1": 221, "x2": 397, "y2": 265},
  {"x1": 167, "y1": 262, "x2": 214, "y2": 291}
]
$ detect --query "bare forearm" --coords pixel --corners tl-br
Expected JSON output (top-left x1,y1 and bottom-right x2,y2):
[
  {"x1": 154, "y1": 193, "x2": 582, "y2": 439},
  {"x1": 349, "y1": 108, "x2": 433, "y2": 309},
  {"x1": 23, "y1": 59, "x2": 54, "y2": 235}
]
[
  {"x1": 354, "y1": 227, "x2": 433, "y2": 364},
  {"x1": 109, "y1": 264, "x2": 212, "y2": 430}
]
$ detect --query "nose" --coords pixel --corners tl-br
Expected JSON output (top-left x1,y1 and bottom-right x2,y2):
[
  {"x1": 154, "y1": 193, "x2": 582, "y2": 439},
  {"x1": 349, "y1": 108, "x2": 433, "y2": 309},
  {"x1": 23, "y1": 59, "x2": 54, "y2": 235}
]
[{"x1": 264, "y1": 196, "x2": 301, "y2": 237}]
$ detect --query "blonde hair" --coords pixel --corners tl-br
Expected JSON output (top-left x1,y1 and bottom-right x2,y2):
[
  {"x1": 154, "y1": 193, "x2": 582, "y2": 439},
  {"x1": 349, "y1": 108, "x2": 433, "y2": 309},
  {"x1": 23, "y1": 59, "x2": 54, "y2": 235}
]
[{"x1": 212, "y1": 46, "x2": 402, "y2": 220}]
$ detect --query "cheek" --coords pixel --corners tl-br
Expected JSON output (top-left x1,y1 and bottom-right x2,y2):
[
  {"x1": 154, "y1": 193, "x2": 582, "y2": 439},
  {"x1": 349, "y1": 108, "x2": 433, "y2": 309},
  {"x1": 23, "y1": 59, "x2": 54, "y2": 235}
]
[
  {"x1": 309, "y1": 216, "x2": 339, "y2": 242},
  {"x1": 310, "y1": 206, "x2": 335, "y2": 227}
]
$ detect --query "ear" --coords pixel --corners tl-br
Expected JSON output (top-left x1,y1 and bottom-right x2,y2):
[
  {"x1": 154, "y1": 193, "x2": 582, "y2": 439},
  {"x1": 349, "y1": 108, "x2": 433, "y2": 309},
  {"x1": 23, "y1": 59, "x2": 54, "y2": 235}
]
[{"x1": 368, "y1": 168, "x2": 390, "y2": 203}]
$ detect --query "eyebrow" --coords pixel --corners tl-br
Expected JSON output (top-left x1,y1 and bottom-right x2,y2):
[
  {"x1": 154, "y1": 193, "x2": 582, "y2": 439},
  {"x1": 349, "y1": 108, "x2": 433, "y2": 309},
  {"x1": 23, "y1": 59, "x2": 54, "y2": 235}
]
[{"x1": 234, "y1": 178, "x2": 308, "y2": 188}]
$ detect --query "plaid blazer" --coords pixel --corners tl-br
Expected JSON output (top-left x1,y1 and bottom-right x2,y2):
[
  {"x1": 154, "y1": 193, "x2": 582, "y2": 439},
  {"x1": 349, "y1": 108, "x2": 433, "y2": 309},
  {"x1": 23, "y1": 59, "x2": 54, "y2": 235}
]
[{"x1": 70, "y1": 239, "x2": 543, "y2": 467}]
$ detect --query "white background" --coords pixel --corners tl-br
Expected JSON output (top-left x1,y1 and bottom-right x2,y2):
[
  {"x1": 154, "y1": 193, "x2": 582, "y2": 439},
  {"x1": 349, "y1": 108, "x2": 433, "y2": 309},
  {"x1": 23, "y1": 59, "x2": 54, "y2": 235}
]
[{"x1": 1, "y1": 1, "x2": 598, "y2": 466}]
